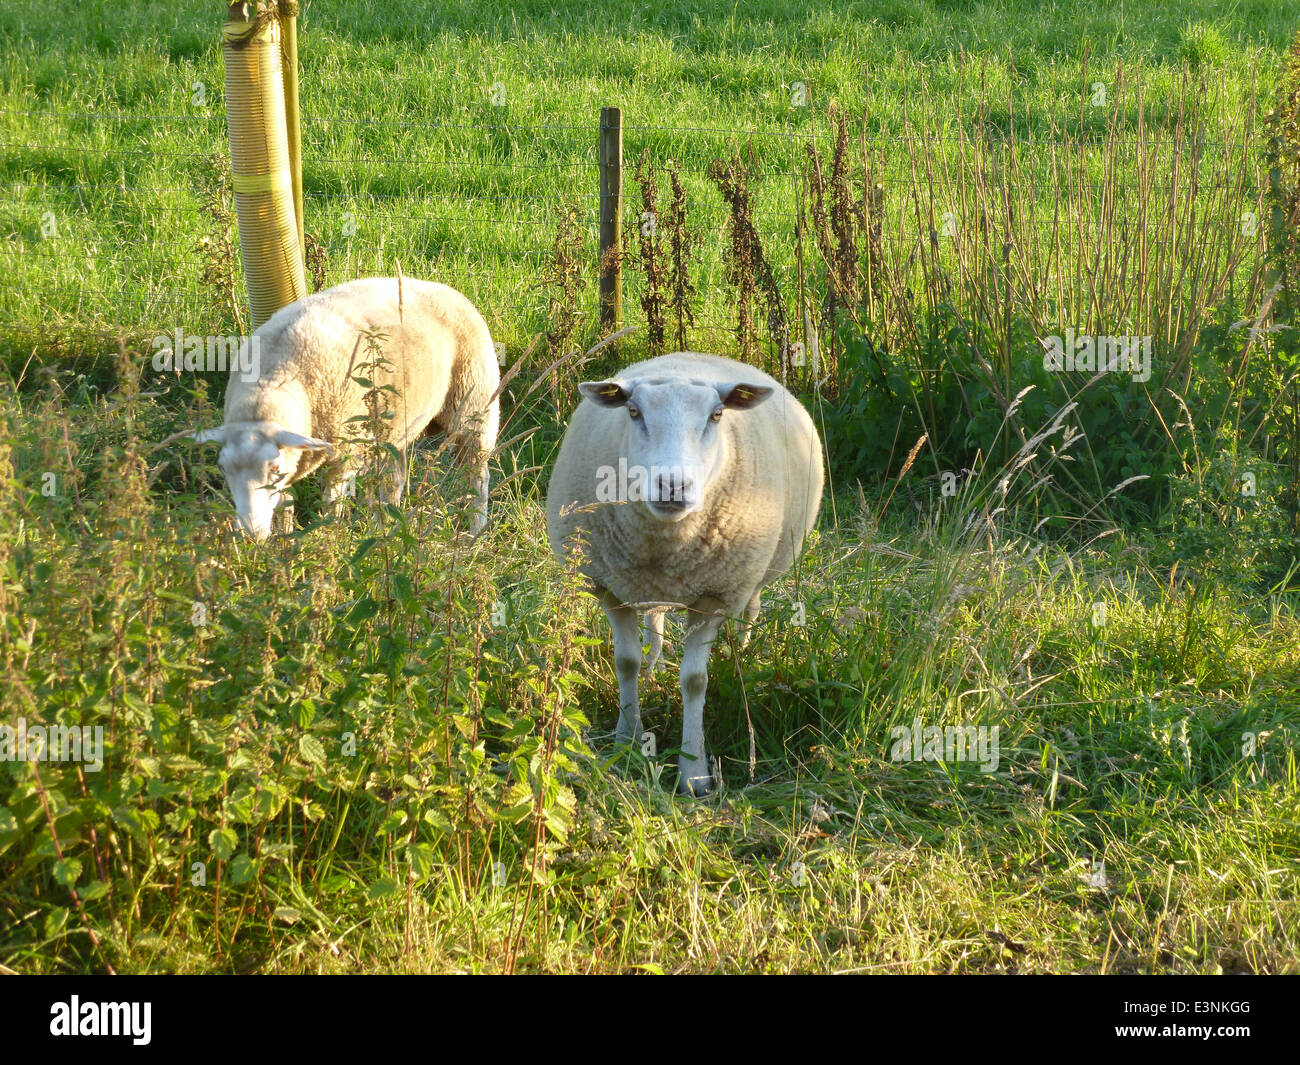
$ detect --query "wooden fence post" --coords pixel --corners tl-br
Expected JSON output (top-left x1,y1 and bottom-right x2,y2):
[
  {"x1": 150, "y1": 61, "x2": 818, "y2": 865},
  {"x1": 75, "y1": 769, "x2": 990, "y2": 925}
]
[{"x1": 599, "y1": 106, "x2": 623, "y2": 332}]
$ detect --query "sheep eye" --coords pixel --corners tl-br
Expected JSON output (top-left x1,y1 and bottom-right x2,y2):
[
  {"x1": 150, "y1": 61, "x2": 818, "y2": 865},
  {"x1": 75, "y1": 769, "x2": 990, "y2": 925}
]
[
  {"x1": 627, "y1": 406, "x2": 641, "y2": 419},
  {"x1": 710, "y1": 407, "x2": 724, "y2": 422}
]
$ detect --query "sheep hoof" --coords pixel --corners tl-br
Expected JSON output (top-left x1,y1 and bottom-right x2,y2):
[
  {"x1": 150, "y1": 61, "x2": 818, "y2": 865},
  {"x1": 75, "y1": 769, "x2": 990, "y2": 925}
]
[{"x1": 677, "y1": 773, "x2": 714, "y2": 798}]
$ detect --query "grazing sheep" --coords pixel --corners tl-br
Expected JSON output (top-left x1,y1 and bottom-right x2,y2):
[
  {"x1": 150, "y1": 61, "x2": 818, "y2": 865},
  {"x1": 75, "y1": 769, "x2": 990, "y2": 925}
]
[
  {"x1": 546, "y1": 352, "x2": 823, "y2": 796},
  {"x1": 185, "y1": 276, "x2": 499, "y2": 539}
]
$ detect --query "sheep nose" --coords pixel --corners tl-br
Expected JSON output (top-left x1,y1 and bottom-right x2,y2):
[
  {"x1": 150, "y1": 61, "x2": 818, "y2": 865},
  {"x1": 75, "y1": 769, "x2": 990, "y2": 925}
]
[{"x1": 654, "y1": 471, "x2": 692, "y2": 503}]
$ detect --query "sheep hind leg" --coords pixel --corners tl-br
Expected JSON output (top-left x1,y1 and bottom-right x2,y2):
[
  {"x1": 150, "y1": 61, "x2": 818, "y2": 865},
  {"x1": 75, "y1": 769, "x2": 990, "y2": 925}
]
[
  {"x1": 467, "y1": 459, "x2": 490, "y2": 536},
  {"x1": 322, "y1": 466, "x2": 359, "y2": 520},
  {"x1": 599, "y1": 588, "x2": 644, "y2": 747},
  {"x1": 642, "y1": 609, "x2": 666, "y2": 674},
  {"x1": 449, "y1": 409, "x2": 494, "y2": 535},
  {"x1": 447, "y1": 441, "x2": 490, "y2": 536},
  {"x1": 379, "y1": 447, "x2": 408, "y2": 505},
  {"x1": 678, "y1": 612, "x2": 724, "y2": 797}
]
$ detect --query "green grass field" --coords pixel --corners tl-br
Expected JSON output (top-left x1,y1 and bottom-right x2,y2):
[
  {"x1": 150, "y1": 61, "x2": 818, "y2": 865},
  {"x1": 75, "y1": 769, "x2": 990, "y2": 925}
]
[
  {"x1": 0, "y1": 1, "x2": 1298, "y2": 974},
  {"x1": 0, "y1": 0, "x2": 1289, "y2": 357}
]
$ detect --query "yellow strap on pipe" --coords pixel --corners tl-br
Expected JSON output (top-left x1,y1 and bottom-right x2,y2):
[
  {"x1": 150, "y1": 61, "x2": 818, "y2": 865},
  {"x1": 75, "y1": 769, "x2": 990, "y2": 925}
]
[
  {"x1": 222, "y1": 20, "x2": 276, "y2": 46},
  {"x1": 231, "y1": 170, "x2": 293, "y2": 195}
]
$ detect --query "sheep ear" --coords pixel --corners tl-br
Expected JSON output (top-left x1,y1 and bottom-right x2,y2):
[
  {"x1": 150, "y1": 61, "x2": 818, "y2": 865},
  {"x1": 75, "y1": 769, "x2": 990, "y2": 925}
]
[
  {"x1": 719, "y1": 383, "x2": 774, "y2": 410},
  {"x1": 192, "y1": 427, "x2": 228, "y2": 445},
  {"x1": 273, "y1": 429, "x2": 332, "y2": 453},
  {"x1": 579, "y1": 380, "x2": 630, "y2": 407}
]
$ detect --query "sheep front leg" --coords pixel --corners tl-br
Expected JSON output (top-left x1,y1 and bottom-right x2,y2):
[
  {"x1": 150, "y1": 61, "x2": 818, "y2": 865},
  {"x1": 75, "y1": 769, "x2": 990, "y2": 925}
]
[
  {"x1": 599, "y1": 587, "x2": 643, "y2": 746},
  {"x1": 678, "y1": 612, "x2": 724, "y2": 797},
  {"x1": 322, "y1": 465, "x2": 358, "y2": 519},
  {"x1": 271, "y1": 498, "x2": 295, "y2": 535}
]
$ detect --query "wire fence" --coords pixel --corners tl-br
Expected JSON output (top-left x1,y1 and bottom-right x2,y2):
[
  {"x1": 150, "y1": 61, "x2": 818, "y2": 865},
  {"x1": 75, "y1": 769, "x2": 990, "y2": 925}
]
[{"x1": 0, "y1": 95, "x2": 1273, "y2": 362}]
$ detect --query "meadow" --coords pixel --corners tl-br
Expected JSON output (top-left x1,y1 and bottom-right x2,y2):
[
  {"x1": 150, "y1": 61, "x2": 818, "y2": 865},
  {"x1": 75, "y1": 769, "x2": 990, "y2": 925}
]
[{"x1": 0, "y1": 0, "x2": 1297, "y2": 973}]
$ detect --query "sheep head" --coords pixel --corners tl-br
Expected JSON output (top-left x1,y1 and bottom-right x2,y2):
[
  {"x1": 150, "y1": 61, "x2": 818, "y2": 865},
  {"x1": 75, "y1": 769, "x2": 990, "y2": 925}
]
[
  {"x1": 578, "y1": 376, "x2": 773, "y2": 521},
  {"x1": 192, "y1": 421, "x2": 331, "y2": 540}
]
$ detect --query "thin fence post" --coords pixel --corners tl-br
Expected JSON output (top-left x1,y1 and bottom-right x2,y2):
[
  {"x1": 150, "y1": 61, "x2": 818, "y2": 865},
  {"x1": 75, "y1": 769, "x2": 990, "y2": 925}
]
[
  {"x1": 279, "y1": 0, "x2": 305, "y2": 263},
  {"x1": 599, "y1": 106, "x2": 623, "y2": 333}
]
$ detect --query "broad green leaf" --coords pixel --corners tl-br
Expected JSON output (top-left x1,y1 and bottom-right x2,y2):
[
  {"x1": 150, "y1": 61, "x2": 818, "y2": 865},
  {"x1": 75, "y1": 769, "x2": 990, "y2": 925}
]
[
  {"x1": 408, "y1": 841, "x2": 437, "y2": 879},
  {"x1": 346, "y1": 597, "x2": 380, "y2": 624},
  {"x1": 422, "y1": 808, "x2": 454, "y2": 834},
  {"x1": 391, "y1": 573, "x2": 414, "y2": 605},
  {"x1": 349, "y1": 537, "x2": 379, "y2": 566},
  {"x1": 299, "y1": 734, "x2": 327, "y2": 766},
  {"x1": 376, "y1": 809, "x2": 408, "y2": 835},
  {"x1": 161, "y1": 754, "x2": 205, "y2": 773},
  {"x1": 52, "y1": 857, "x2": 82, "y2": 887},
  {"x1": 229, "y1": 854, "x2": 257, "y2": 885},
  {"x1": 113, "y1": 806, "x2": 160, "y2": 837},
  {"x1": 366, "y1": 877, "x2": 399, "y2": 901},
  {"x1": 208, "y1": 827, "x2": 238, "y2": 860},
  {"x1": 259, "y1": 841, "x2": 295, "y2": 861}
]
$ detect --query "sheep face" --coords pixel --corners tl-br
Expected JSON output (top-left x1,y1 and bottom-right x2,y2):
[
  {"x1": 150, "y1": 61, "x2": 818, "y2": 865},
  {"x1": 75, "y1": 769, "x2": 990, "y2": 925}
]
[
  {"x1": 194, "y1": 422, "x2": 331, "y2": 540},
  {"x1": 578, "y1": 377, "x2": 773, "y2": 521}
]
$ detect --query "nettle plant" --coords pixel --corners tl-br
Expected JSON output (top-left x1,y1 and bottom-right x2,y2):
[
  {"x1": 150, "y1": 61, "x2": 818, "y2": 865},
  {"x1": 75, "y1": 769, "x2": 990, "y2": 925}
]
[
  {"x1": 1151, "y1": 436, "x2": 1297, "y2": 591},
  {"x1": 0, "y1": 360, "x2": 595, "y2": 971}
]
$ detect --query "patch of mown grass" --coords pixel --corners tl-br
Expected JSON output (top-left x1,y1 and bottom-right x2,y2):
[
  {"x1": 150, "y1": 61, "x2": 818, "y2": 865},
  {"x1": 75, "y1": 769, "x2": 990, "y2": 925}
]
[{"x1": 0, "y1": 0, "x2": 1288, "y2": 363}]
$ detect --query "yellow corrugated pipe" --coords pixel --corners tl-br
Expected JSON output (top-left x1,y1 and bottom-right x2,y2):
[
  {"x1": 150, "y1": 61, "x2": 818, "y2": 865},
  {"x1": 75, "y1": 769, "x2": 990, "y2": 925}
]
[{"x1": 223, "y1": 7, "x2": 306, "y2": 330}]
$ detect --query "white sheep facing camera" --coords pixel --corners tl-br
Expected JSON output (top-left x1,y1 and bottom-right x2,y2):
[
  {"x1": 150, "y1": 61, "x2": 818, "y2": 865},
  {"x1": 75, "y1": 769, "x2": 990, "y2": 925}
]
[{"x1": 547, "y1": 352, "x2": 824, "y2": 796}]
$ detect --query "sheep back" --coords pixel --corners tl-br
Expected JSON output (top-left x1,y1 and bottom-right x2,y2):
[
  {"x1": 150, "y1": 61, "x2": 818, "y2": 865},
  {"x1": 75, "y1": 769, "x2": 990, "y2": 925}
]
[{"x1": 224, "y1": 277, "x2": 498, "y2": 482}]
